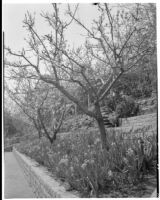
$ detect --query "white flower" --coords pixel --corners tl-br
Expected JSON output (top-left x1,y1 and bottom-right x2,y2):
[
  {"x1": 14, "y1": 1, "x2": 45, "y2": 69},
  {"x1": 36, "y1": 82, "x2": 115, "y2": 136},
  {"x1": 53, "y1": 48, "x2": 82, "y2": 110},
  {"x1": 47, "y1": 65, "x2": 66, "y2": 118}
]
[
  {"x1": 108, "y1": 170, "x2": 113, "y2": 177},
  {"x1": 74, "y1": 157, "x2": 79, "y2": 163},
  {"x1": 81, "y1": 159, "x2": 90, "y2": 169},
  {"x1": 84, "y1": 153, "x2": 88, "y2": 157},
  {"x1": 123, "y1": 157, "x2": 128, "y2": 164},
  {"x1": 81, "y1": 163, "x2": 87, "y2": 170},
  {"x1": 59, "y1": 158, "x2": 69, "y2": 166},
  {"x1": 64, "y1": 154, "x2": 68, "y2": 159},
  {"x1": 126, "y1": 148, "x2": 134, "y2": 156},
  {"x1": 70, "y1": 166, "x2": 74, "y2": 173},
  {"x1": 144, "y1": 141, "x2": 152, "y2": 156},
  {"x1": 94, "y1": 138, "x2": 101, "y2": 145},
  {"x1": 84, "y1": 159, "x2": 90, "y2": 164},
  {"x1": 111, "y1": 142, "x2": 116, "y2": 147}
]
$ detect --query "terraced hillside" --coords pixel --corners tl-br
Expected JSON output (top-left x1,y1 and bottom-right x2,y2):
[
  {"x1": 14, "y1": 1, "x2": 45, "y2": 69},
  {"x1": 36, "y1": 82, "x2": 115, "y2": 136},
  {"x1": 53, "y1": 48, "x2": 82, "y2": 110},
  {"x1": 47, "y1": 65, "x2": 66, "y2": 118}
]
[
  {"x1": 103, "y1": 113, "x2": 157, "y2": 138},
  {"x1": 121, "y1": 113, "x2": 157, "y2": 131},
  {"x1": 60, "y1": 112, "x2": 157, "y2": 138}
]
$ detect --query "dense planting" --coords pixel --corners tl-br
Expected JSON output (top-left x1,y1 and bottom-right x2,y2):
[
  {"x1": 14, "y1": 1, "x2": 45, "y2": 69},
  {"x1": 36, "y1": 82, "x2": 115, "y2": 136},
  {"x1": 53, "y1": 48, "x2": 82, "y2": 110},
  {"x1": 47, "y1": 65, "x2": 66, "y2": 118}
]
[{"x1": 16, "y1": 128, "x2": 157, "y2": 197}]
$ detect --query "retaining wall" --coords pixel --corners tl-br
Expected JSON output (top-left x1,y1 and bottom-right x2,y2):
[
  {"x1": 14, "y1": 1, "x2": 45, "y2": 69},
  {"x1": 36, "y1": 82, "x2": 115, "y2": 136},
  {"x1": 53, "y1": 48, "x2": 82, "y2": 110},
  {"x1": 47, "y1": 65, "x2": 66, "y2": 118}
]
[{"x1": 13, "y1": 148, "x2": 79, "y2": 198}]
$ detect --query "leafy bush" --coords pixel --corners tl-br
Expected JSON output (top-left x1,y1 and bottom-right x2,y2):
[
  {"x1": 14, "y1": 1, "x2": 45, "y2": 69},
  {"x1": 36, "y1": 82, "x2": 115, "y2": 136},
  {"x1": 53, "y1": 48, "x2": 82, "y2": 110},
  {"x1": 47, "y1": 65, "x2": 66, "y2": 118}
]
[
  {"x1": 105, "y1": 94, "x2": 123, "y2": 113},
  {"x1": 4, "y1": 111, "x2": 17, "y2": 137},
  {"x1": 16, "y1": 127, "x2": 157, "y2": 197},
  {"x1": 142, "y1": 83, "x2": 153, "y2": 98},
  {"x1": 111, "y1": 70, "x2": 156, "y2": 99},
  {"x1": 116, "y1": 96, "x2": 140, "y2": 118},
  {"x1": 61, "y1": 115, "x2": 95, "y2": 132},
  {"x1": 108, "y1": 112, "x2": 120, "y2": 127}
]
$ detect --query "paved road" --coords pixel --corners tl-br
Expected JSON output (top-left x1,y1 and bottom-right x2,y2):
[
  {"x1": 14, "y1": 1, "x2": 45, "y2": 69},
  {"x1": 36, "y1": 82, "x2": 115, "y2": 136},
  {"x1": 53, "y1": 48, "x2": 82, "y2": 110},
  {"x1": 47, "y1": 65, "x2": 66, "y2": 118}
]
[{"x1": 4, "y1": 152, "x2": 35, "y2": 198}]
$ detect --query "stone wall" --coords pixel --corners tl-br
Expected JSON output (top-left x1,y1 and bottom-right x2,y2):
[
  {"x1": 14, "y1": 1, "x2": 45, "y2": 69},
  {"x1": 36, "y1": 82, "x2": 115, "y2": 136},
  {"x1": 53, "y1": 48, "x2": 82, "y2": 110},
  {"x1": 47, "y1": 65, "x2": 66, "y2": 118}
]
[{"x1": 13, "y1": 148, "x2": 79, "y2": 198}]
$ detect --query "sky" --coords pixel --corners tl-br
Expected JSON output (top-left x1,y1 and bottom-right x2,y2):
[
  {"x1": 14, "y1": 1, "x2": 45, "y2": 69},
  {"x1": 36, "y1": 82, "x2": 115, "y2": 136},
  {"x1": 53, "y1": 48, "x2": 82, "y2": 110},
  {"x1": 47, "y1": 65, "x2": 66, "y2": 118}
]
[{"x1": 3, "y1": 3, "x2": 100, "y2": 51}]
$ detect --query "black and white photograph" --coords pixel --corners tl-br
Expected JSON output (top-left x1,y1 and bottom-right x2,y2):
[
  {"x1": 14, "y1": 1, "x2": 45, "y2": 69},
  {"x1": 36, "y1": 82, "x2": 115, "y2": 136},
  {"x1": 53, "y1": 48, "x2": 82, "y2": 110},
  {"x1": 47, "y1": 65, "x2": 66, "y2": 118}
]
[{"x1": 3, "y1": 1, "x2": 158, "y2": 198}]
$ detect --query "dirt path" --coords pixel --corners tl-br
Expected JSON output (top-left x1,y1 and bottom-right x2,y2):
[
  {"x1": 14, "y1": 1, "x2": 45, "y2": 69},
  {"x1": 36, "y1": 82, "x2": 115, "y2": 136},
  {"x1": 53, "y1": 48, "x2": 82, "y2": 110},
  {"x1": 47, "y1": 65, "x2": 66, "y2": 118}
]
[{"x1": 4, "y1": 152, "x2": 35, "y2": 198}]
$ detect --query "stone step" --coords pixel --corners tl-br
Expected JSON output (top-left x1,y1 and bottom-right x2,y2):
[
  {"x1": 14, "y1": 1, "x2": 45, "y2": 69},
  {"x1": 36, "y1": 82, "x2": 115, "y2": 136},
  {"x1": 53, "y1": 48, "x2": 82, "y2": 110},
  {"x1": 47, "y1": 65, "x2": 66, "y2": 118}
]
[
  {"x1": 102, "y1": 112, "x2": 109, "y2": 115},
  {"x1": 102, "y1": 117, "x2": 110, "y2": 120},
  {"x1": 104, "y1": 123, "x2": 113, "y2": 126},
  {"x1": 102, "y1": 112, "x2": 110, "y2": 115},
  {"x1": 103, "y1": 118, "x2": 111, "y2": 122}
]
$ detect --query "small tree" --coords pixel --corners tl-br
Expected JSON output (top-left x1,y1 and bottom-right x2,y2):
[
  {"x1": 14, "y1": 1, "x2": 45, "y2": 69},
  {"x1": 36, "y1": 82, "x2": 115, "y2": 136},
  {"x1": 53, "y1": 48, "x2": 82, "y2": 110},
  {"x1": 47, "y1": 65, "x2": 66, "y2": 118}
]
[
  {"x1": 5, "y1": 3, "x2": 156, "y2": 150},
  {"x1": 6, "y1": 79, "x2": 66, "y2": 143},
  {"x1": 37, "y1": 102, "x2": 66, "y2": 144}
]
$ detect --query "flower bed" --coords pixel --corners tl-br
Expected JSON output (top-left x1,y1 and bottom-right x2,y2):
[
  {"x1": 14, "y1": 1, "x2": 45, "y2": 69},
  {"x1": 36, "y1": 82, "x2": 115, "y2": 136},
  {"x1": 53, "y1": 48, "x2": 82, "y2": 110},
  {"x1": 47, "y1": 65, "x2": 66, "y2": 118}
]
[{"x1": 15, "y1": 128, "x2": 157, "y2": 197}]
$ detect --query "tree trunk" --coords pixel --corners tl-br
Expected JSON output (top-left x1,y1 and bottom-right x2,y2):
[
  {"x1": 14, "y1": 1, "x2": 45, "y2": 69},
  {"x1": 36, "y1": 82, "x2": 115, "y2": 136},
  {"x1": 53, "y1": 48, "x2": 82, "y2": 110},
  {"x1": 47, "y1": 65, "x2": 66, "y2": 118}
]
[
  {"x1": 94, "y1": 102, "x2": 109, "y2": 151},
  {"x1": 38, "y1": 131, "x2": 42, "y2": 139},
  {"x1": 96, "y1": 118, "x2": 109, "y2": 151},
  {"x1": 88, "y1": 94, "x2": 90, "y2": 109},
  {"x1": 75, "y1": 103, "x2": 77, "y2": 115}
]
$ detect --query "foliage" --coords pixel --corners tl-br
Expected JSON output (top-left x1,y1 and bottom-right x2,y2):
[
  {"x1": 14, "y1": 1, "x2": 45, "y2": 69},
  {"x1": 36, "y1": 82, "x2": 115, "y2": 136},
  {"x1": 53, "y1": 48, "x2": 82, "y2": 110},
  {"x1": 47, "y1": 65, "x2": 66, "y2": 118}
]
[
  {"x1": 61, "y1": 114, "x2": 95, "y2": 132},
  {"x1": 16, "y1": 128, "x2": 157, "y2": 197},
  {"x1": 104, "y1": 94, "x2": 140, "y2": 119},
  {"x1": 108, "y1": 112, "x2": 120, "y2": 127},
  {"x1": 105, "y1": 93, "x2": 123, "y2": 113},
  {"x1": 4, "y1": 109, "x2": 30, "y2": 138},
  {"x1": 4, "y1": 111, "x2": 17, "y2": 137},
  {"x1": 110, "y1": 68, "x2": 156, "y2": 99},
  {"x1": 115, "y1": 96, "x2": 140, "y2": 118}
]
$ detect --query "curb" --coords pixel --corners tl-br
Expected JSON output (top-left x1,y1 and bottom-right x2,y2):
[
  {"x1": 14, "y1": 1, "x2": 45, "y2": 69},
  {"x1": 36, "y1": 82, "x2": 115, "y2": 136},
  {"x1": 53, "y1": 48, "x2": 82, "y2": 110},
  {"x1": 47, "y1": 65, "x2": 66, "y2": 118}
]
[{"x1": 13, "y1": 148, "x2": 79, "y2": 198}]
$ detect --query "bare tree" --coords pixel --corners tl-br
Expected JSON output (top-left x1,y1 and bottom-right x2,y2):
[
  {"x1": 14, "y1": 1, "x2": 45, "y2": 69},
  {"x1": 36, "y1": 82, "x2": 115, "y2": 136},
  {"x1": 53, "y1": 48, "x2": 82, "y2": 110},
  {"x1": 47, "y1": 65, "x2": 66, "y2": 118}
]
[
  {"x1": 5, "y1": 79, "x2": 66, "y2": 144},
  {"x1": 5, "y1": 3, "x2": 155, "y2": 150},
  {"x1": 37, "y1": 102, "x2": 66, "y2": 144}
]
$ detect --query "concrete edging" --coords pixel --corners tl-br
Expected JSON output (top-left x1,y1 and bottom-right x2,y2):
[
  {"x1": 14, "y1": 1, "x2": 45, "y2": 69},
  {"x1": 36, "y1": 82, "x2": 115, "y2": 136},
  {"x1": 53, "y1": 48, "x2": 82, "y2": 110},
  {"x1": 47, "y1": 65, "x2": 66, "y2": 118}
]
[{"x1": 13, "y1": 148, "x2": 79, "y2": 198}]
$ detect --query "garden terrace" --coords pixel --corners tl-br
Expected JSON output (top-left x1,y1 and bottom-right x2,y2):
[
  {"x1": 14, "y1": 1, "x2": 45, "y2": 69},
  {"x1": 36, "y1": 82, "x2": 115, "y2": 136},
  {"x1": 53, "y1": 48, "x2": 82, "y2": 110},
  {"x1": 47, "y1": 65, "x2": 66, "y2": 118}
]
[{"x1": 14, "y1": 120, "x2": 157, "y2": 197}]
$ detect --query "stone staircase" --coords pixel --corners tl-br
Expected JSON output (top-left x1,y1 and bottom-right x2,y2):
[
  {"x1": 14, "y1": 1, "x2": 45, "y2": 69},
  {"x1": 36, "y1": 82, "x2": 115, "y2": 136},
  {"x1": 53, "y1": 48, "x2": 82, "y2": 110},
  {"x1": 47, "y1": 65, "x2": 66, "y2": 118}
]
[
  {"x1": 100, "y1": 106, "x2": 114, "y2": 128},
  {"x1": 100, "y1": 105, "x2": 157, "y2": 134}
]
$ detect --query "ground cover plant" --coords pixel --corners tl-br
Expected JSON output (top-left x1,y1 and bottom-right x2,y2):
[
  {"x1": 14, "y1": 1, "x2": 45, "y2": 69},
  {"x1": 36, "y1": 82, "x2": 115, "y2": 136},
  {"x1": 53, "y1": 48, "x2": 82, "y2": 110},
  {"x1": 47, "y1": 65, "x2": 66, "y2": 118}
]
[{"x1": 15, "y1": 127, "x2": 157, "y2": 197}]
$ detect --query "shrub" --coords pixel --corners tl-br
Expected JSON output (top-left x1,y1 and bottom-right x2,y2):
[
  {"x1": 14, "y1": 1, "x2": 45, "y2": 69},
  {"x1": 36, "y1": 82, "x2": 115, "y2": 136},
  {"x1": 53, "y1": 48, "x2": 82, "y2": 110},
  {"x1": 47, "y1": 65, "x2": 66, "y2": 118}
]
[
  {"x1": 105, "y1": 94, "x2": 123, "y2": 113},
  {"x1": 116, "y1": 96, "x2": 140, "y2": 118},
  {"x1": 111, "y1": 70, "x2": 156, "y2": 99},
  {"x1": 142, "y1": 84, "x2": 153, "y2": 98},
  {"x1": 61, "y1": 115, "x2": 95, "y2": 132},
  {"x1": 108, "y1": 112, "x2": 120, "y2": 127}
]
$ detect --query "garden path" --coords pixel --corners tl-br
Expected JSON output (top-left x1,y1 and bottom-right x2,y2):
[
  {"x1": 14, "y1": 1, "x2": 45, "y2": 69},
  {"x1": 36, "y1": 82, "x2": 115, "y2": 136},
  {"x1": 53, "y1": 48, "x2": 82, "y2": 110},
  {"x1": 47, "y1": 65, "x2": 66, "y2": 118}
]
[{"x1": 4, "y1": 152, "x2": 35, "y2": 198}]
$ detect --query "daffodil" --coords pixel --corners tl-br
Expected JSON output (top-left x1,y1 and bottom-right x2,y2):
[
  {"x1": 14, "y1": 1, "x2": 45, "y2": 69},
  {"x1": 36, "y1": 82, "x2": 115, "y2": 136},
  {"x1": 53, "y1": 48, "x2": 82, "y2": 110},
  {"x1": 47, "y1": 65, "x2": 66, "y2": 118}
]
[
  {"x1": 59, "y1": 158, "x2": 69, "y2": 166},
  {"x1": 108, "y1": 170, "x2": 113, "y2": 177},
  {"x1": 126, "y1": 148, "x2": 134, "y2": 156},
  {"x1": 81, "y1": 162, "x2": 87, "y2": 169}
]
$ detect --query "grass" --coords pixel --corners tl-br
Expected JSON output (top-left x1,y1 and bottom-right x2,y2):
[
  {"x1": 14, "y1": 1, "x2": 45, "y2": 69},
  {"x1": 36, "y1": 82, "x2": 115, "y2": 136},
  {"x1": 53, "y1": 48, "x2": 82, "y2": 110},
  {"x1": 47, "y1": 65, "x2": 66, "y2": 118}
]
[{"x1": 15, "y1": 127, "x2": 157, "y2": 197}]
